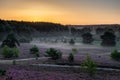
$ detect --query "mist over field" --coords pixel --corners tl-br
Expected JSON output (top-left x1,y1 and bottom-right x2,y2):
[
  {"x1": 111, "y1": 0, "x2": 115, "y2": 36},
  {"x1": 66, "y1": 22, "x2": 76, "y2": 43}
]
[
  {"x1": 0, "y1": 0, "x2": 120, "y2": 79},
  {"x1": 0, "y1": 19, "x2": 120, "y2": 46},
  {"x1": 0, "y1": 20, "x2": 120, "y2": 80}
]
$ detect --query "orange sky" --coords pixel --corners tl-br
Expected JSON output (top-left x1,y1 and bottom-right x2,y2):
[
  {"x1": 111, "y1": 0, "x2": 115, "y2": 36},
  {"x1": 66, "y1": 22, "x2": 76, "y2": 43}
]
[{"x1": 0, "y1": 0, "x2": 120, "y2": 25}]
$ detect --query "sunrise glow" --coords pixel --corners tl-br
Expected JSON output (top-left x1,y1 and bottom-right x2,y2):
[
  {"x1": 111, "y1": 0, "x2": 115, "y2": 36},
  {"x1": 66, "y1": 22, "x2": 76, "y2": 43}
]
[{"x1": 0, "y1": 0, "x2": 120, "y2": 25}]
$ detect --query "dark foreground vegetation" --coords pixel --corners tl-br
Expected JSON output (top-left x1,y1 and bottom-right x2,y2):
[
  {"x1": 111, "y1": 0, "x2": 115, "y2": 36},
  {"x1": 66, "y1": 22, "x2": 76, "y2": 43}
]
[{"x1": 0, "y1": 64, "x2": 120, "y2": 80}]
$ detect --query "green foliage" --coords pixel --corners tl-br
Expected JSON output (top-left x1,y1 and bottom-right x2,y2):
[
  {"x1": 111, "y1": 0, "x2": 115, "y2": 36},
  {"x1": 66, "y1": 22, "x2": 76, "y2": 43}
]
[
  {"x1": 69, "y1": 39, "x2": 75, "y2": 45},
  {"x1": 82, "y1": 55, "x2": 97, "y2": 76},
  {"x1": 12, "y1": 47, "x2": 19, "y2": 57},
  {"x1": 72, "y1": 48, "x2": 77, "y2": 54},
  {"x1": 2, "y1": 45, "x2": 19, "y2": 58},
  {"x1": 46, "y1": 48, "x2": 62, "y2": 60},
  {"x1": 2, "y1": 45, "x2": 10, "y2": 58},
  {"x1": 0, "y1": 68, "x2": 6, "y2": 76},
  {"x1": 68, "y1": 53, "x2": 74, "y2": 62},
  {"x1": 30, "y1": 45, "x2": 39, "y2": 54},
  {"x1": 111, "y1": 50, "x2": 120, "y2": 60}
]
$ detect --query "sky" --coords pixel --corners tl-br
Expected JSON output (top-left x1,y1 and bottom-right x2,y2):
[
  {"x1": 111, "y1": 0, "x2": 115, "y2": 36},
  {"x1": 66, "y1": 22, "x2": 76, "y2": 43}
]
[{"x1": 0, "y1": 0, "x2": 120, "y2": 25}]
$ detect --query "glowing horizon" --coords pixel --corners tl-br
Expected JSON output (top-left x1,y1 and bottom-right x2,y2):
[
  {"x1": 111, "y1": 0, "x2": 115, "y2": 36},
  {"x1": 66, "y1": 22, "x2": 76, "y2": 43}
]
[{"x1": 0, "y1": 0, "x2": 120, "y2": 25}]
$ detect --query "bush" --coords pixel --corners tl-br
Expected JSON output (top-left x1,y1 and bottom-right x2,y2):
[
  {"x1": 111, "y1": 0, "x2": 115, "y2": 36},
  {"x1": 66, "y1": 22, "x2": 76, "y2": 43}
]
[
  {"x1": 101, "y1": 31, "x2": 116, "y2": 46},
  {"x1": 81, "y1": 32, "x2": 94, "y2": 44},
  {"x1": 12, "y1": 47, "x2": 19, "y2": 57},
  {"x1": 30, "y1": 45, "x2": 39, "y2": 54},
  {"x1": 2, "y1": 45, "x2": 19, "y2": 58},
  {"x1": 82, "y1": 55, "x2": 97, "y2": 76},
  {"x1": 110, "y1": 50, "x2": 120, "y2": 60},
  {"x1": 0, "y1": 68, "x2": 6, "y2": 76},
  {"x1": 68, "y1": 53, "x2": 74, "y2": 62},
  {"x1": 69, "y1": 39, "x2": 75, "y2": 45},
  {"x1": 46, "y1": 48, "x2": 62, "y2": 60},
  {"x1": 72, "y1": 48, "x2": 77, "y2": 54}
]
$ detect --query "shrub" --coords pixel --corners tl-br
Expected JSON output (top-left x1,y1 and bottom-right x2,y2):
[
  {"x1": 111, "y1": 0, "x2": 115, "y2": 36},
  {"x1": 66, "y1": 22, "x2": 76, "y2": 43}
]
[
  {"x1": 81, "y1": 32, "x2": 94, "y2": 44},
  {"x1": 46, "y1": 48, "x2": 62, "y2": 60},
  {"x1": 110, "y1": 50, "x2": 120, "y2": 60},
  {"x1": 12, "y1": 47, "x2": 19, "y2": 57},
  {"x1": 30, "y1": 45, "x2": 39, "y2": 54},
  {"x1": 2, "y1": 45, "x2": 11, "y2": 58},
  {"x1": 0, "y1": 68, "x2": 6, "y2": 76},
  {"x1": 2, "y1": 45, "x2": 19, "y2": 58},
  {"x1": 69, "y1": 39, "x2": 75, "y2": 45},
  {"x1": 101, "y1": 31, "x2": 116, "y2": 46},
  {"x1": 72, "y1": 48, "x2": 77, "y2": 54},
  {"x1": 82, "y1": 55, "x2": 97, "y2": 76},
  {"x1": 68, "y1": 53, "x2": 74, "y2": 62}
]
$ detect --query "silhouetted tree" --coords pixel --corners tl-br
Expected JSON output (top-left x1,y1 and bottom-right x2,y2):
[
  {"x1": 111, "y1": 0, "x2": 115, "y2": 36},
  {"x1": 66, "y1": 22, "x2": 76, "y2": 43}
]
[
  {"x1": 107, "y1": 28, "x2": 114, "y2": 33},
  {"x1": 1, "y1": 32, "x2": 20, "y2": 48},
  {"x1": 82, "y1": 32, "x2": 94, "y2": 44},
  {"x1": 81, "y1": 27, "x2": 91, "y2": 34},
  {"x1": 101, "y1": 31, "x2": 116, "y2": 46},
  {"x1": 96, "y1": 28, "x2": 104, "y2": 35}
]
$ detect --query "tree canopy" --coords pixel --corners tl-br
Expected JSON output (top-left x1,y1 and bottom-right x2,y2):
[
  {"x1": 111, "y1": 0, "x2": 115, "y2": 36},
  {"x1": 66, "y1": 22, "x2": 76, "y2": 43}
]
[{"x1": 101, "y1": 31, "x2": 116, "y2": 46}]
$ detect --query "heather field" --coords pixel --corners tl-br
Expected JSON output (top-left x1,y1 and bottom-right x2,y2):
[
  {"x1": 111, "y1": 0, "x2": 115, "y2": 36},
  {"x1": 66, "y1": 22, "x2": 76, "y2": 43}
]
[
  {"x1": 0, "y1": 64, "x2": 120, "y2": 80},
  {"x1": 0, "y1": 42, "x2": 120, "y2": 80},
  {"x1": 0, "y1": 0, "x2": 120, "y2": 79},
  {"x1": 1, "y1": 42, "x2": 119, "y2": 67},
  {"x1": 8, "y1": 68, "x2": 120, "y2": 80}
]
